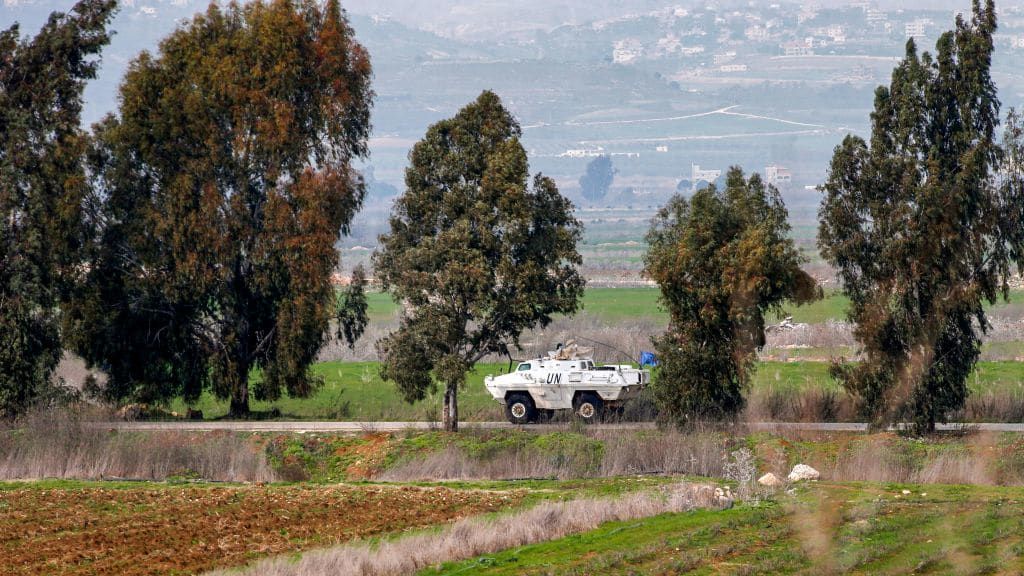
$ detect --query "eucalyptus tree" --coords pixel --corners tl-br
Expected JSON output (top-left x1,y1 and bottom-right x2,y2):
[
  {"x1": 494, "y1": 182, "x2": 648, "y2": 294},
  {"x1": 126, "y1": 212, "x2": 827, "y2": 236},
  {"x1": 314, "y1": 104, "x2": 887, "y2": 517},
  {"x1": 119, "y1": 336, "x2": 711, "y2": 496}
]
[
  {"x1": 374, "y1": 90, "x2": 585, "y2": 431},
  {"x1": 645, "y1": 168, "x2": 818, "y2": 425},
  {"x1": 818, "y1": 1, "x2": 1024, "y2": 432},
  {"x1": 0, "y1": 0, "x2": 116, "y2": 417},
  {"x1": 68, "y1": 0, "x2": 372, "y2": 415}
]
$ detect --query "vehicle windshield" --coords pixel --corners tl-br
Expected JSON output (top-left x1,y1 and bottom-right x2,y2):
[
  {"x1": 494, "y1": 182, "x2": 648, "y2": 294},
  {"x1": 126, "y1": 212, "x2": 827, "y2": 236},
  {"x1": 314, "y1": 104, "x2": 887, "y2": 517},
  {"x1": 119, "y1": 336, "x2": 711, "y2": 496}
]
[{"x1": 517, "y1": 363, "x2": 531, "y2": 371}]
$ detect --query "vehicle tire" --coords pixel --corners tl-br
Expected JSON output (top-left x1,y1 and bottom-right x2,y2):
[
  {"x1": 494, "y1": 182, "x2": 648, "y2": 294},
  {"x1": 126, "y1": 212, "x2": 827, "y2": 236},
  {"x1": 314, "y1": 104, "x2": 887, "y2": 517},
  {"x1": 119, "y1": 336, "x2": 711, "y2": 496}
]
[
  {"x1": 573, "y1": 393, "x2": 604, "y2": 423},
  {"x1": 505, "y1": 393, "x2": 538, "y2": 425}
]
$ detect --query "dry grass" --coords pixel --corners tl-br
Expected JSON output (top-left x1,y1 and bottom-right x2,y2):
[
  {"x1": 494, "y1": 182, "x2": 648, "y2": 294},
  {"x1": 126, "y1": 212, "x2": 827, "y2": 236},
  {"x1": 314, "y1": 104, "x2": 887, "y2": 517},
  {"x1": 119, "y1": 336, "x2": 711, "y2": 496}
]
[
  {"x1": 319, "y1": 315, "x2": 662, "y2": 364},
  {"x1": 0, "y1": 408, "x2": 275, "y2": 482},
  {"x1": 207, "y1": 482, "x2": 727, "y2": 576},
  {"x1": 597, "y1": 429, "x2": 726, "y2": 477},
  {"x1": 829, "y1": 445, "x2": 995, "y2": 485},
  {"x1": 377, "y1": 430, "x2": 728, "y2": 482},
  {"x1": 376, "y1": 444, "x2": 573, "y2": 481},
  {"x1": 747, "y1": 387, "x2": 1024, "y2": 424},
  {"x1": 746, "y1": 387, "x2": 858, "y2": 423},
  {"x1": 798, "y1": 432, "x2": 1023, "y2": 486},
  {"x1": 960, "y1": 390, "x2": 1024, "y2": 422}
]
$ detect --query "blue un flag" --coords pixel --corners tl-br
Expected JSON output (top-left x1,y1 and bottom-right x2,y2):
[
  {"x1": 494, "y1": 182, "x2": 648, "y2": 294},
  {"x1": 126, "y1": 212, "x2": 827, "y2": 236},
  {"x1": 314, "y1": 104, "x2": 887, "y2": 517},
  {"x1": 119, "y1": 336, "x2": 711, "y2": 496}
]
[{"x1": 639, "y1": 351, "x2": 658, "y2": 367}]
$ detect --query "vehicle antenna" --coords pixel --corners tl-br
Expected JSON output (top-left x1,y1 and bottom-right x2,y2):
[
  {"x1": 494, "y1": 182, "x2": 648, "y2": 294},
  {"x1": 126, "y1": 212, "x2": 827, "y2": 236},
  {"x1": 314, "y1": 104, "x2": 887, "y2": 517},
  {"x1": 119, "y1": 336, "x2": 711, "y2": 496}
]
[{"x1": 572, "y1": 335, "x2": 638, "y2": 365}]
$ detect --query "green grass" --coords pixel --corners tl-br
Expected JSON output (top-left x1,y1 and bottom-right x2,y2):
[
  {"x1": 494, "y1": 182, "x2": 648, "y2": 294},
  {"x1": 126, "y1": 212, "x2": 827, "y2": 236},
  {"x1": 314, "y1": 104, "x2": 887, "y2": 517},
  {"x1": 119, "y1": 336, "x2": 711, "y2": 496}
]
[
  {"x1": 421, "y1": 483, "x2": 1024, "y2": 575},
  {"x1": 365, "y1": 287, "x2": 848, "y2": 325},
  {"x1": 365, "y1": 290, "x2": 400, "y2": 323},
  {"x1": 170, "y1": 361, "x2": 510, "y2": 420},
  {"x1": 169, "y1": 359, "x2": 1024, "y2": 420},
  {"x1": 365, "y1": 287, "x2": 1024, "y2": 327},
  {"x1": 575, "y1": 287, "x2": 666, "y2": 322}
]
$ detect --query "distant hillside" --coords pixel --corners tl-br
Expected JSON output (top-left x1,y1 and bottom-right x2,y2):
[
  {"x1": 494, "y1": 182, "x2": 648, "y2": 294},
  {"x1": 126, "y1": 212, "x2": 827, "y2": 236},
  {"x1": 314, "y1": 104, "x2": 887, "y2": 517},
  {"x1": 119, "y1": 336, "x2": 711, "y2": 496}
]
[{"x1": 3, "y1": 0, "x2": 1023, "y2": 206}]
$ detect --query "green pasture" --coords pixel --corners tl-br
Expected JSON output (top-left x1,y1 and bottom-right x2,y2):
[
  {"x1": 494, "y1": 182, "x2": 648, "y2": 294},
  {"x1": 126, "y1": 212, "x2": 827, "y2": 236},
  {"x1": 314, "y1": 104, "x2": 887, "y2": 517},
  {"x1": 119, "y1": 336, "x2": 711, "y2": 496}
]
[
  {"x1": 170, "y1": 359, "x2": 1024, "y2": 420},
  {"x1": 364, "y1": 287, "x2": 844, "y2": 325},
  {"x1": 423, "y1": 482, "x2": 1024, "y2": 575},
  {"x1": 365, "y1": 287, "x2": 1024, "y2": 326}
]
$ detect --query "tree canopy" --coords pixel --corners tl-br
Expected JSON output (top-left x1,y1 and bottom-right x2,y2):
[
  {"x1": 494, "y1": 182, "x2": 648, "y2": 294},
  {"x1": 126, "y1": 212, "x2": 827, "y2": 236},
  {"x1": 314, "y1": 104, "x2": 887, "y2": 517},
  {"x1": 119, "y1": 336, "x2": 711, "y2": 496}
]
[
  {"x1": 645, "y1": 167, "x2": 818, "y2": 425},
  {"x1": 579, "y1": 155, "x2": 616, "y2": 203},
  {"x1": 0, "y1": 0, "x2": 116, "y2": 418},
  {"x1": 374, "y1": 90, "x2": 585, "y2": 431},
  {"x1": 66, "y1": 0, "x2": 372, "y2": 415},
  {"x1": 818, "y1": 0, "x2": 1024, "y2": 433}
]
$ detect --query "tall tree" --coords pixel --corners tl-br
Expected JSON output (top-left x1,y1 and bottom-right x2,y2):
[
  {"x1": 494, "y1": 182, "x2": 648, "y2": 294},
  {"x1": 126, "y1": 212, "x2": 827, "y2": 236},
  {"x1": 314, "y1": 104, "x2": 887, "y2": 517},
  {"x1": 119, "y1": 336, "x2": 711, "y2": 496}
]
[
  {"x1": 579, "y1": 155, "x2": 616, "y2": 203},
  {"x1": 374, "y1": 90, "x2": 585, "y2": 431},
  {"x1": 0, "y1": 0, "x2": 116, "y2": 418},
  {"x1": 66, "y1": 0, "x2": 372, "y2": 416},
  {"x1": 645, "y1": 168, "x2": 818, "y2": 425},
  {"x1": 817, "y1": 1, "x2": 1024, "y2": 433}
]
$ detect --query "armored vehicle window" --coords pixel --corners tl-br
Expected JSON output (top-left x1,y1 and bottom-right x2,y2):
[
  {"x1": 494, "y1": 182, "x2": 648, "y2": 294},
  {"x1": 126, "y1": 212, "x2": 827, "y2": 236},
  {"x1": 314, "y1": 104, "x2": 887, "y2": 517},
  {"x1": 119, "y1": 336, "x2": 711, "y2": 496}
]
[{"x1": 517, "y1": 363, "x2": 531, "y2": 371}]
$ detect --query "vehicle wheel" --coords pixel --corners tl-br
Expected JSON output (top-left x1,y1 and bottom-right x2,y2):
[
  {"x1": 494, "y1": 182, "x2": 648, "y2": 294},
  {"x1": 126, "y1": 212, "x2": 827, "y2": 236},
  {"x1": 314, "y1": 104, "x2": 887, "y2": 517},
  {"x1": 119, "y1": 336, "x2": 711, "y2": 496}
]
[
  {"x1": 505, "y1": 393, "x2": 537, "y2": 425},
  {"x1": 573, "y1": 393, "x2": 604, "y2": 423}
]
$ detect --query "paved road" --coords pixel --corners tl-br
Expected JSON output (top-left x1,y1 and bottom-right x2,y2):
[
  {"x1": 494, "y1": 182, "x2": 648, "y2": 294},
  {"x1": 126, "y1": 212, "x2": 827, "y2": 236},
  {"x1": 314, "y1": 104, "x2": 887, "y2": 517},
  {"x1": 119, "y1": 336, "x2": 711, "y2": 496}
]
[{"x1": 90, "y1": 421, "x2": 1024, "y2": 433}]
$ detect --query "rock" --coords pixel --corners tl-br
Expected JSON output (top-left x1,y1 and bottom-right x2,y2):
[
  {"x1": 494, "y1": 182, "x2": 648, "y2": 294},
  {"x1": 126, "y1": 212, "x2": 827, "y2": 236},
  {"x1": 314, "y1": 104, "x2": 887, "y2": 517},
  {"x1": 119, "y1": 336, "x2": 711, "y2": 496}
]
[
  {"x1": 787, "y1": 464, "x2": 820, "y2": 482},
  {"x1": 758, "y1": 472, "x2": 783, "y2": 487},
  {"x1": 713, "y1": 487, "x2": 734, "y2": 507}
]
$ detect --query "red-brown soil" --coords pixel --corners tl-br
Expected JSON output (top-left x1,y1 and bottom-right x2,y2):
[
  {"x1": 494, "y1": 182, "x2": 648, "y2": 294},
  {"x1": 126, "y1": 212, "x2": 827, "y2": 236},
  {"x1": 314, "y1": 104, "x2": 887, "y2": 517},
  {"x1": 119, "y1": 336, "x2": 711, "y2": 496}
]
[{"x1": 0, "y1": 484, "x2": 522, "y2": 575}]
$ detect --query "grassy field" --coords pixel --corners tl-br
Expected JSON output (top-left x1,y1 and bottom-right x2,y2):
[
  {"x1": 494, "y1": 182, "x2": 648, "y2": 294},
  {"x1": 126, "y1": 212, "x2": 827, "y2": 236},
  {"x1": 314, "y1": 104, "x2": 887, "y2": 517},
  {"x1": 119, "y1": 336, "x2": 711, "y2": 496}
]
[
  {"x1": 0, "y1": 477, "x2": 655, "y2": 576},
  {"x1": 365, "y1": 287, "x2": 1024, "y2": 326},
  {"x1": 158, "y1": 287, "x2": 1024, "y2": 421},
  {"x1": 7, "y1": 421, "x2": 1024, "y2": 574},
  {"x1": 364, "y1": 286, "x2": 843, "y2": 325},
  {"x1": 12, "y1": 478, "x2": 1023, "y2": 575},
  {"x1": 362, "y1": 288, "x2": 676, "y2": 324},
  {"x1": 425, "y1": 482, "x2": 1024, "y2": 575},
  {"x1": 169, "y1": 360, "x2": 1024, "y2": 420}
]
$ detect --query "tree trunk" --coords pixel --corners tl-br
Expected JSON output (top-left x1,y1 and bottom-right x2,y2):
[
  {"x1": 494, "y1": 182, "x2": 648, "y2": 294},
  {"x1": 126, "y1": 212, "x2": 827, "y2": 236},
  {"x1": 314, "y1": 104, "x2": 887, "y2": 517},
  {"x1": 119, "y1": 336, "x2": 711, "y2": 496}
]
[
  {"x1": 443, "y1": 381, "x2": 458, "y2": 432},
  {"x1": 228, "y1": 361, "x2": 250, "y2": 419}
]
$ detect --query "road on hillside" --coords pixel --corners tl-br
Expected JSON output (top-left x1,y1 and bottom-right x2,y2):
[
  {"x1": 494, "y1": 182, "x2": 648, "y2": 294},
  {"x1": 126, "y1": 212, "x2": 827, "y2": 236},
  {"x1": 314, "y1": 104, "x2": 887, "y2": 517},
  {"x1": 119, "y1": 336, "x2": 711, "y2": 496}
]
[{"x1": 91, "y1": 421, "x2": 1024, "y2": 433}]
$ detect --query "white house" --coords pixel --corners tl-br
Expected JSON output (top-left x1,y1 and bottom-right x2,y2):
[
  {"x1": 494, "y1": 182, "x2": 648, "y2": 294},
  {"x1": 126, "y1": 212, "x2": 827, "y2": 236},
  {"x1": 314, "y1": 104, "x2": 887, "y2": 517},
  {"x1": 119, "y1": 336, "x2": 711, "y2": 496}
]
[
  {"x1": 692, "y1": 164, "x2": 722, "y2": 183},
  {"x1": 766, "y1": 165, "x2": 792, "y2": 186}
]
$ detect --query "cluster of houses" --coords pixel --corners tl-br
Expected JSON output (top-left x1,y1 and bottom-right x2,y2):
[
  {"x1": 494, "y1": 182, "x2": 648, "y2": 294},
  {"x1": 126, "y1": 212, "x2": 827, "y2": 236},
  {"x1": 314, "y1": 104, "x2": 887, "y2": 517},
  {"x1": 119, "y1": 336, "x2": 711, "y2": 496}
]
[{"x1": 607, "y1": 2, "x2": 1024, "y2": 71}]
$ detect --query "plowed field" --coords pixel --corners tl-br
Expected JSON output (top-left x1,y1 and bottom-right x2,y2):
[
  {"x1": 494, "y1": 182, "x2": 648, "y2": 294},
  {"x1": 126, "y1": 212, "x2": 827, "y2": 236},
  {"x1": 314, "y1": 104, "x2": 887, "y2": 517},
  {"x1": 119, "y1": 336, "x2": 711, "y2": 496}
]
[{"x1": 0, "y1": 484, "x2": 522, "y2": 576}]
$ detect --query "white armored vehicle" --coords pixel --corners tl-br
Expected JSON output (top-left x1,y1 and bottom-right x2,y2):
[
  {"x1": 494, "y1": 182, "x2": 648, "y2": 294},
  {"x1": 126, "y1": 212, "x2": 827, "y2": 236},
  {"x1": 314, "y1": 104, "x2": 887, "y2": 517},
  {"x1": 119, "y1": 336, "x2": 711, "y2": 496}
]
[{"x1": 484, "y1": 342, "x2": 650, "y2": 424}]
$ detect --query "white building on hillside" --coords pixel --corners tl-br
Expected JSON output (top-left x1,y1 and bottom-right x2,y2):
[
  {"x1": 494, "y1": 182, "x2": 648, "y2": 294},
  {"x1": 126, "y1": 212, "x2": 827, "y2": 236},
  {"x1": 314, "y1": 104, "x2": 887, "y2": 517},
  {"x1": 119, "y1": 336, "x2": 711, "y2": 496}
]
[
  {"x1": 613, "y1": 39, "x2": 643, "y2": 64},
  {"x1": 782, "y1": 41, "x2": 814, "y2": 56},
  {"x1": 692, "y1": 164, "x2": 722, "y2": 183},
  {"x1": 905, "y1": 19, "x2": 931, "y2": 40},
  {"x1": 765, "y1": 165, "x2": 792, "y2": 186}
]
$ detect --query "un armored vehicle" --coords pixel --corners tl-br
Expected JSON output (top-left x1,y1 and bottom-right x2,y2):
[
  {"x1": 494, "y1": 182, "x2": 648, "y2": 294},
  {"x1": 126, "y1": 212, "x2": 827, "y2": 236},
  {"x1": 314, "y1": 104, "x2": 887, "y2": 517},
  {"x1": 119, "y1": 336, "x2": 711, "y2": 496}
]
[{"x1": 484, "y1": 343, "x2": 650, "y2": 424}]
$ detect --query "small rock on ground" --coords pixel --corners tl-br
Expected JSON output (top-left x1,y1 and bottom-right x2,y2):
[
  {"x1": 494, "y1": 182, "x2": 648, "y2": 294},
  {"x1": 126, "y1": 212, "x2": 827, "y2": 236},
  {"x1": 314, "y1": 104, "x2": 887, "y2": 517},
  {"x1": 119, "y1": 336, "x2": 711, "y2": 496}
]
[{"x1": 788, "y1": 464, "x2": 820, "y2": 482}]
